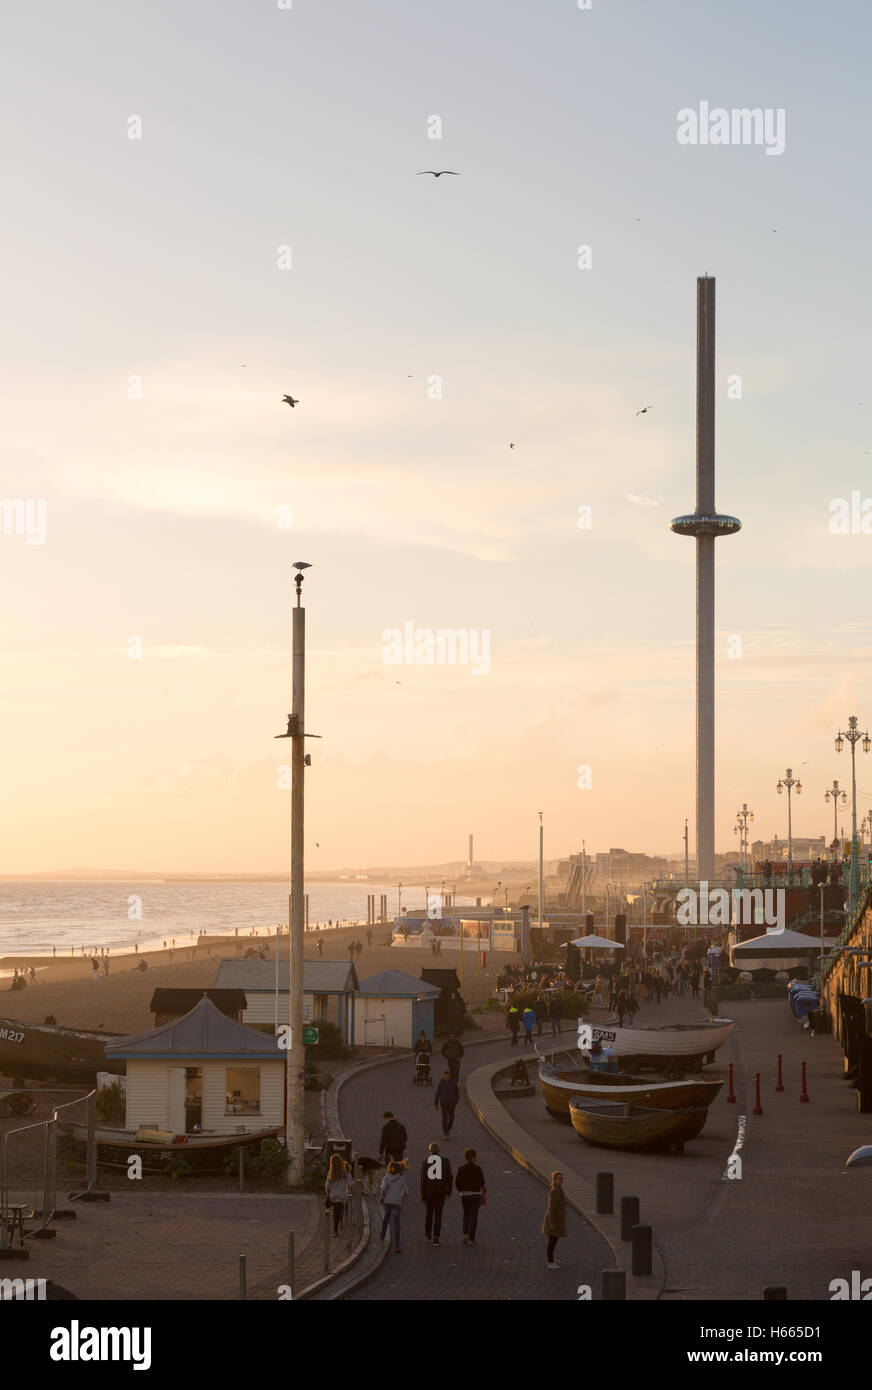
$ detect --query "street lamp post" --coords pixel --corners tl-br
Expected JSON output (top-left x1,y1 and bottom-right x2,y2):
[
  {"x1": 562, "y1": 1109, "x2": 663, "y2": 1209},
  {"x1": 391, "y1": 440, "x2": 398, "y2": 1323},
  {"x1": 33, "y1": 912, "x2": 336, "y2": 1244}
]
[
  {"x1": 825, "y1": 779, "x2": 848, "y2": 848},
  {"x1": 734, "y1": 804, "x2": 754, "y2": 873},
  {"x1": 835, "y1": 715, "x2": 871, "y2": 914},
  {"x1": 776, "y1": 769, "x2": 802, "y2": 877},
  {"x1": 397, "y1": 882, "x2": 402, "y2": 917}
]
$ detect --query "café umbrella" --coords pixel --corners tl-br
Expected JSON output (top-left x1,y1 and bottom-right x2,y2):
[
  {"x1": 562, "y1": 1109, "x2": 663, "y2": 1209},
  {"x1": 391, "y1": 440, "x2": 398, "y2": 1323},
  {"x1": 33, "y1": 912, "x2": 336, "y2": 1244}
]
[{"x1": 565, "y1": 934, "x2": 625, "y2": 950}]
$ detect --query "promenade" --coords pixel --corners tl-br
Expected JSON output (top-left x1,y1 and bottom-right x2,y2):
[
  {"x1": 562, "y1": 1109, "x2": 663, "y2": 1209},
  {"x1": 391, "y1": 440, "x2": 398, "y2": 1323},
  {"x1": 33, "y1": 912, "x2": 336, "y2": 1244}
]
[{"x1": 336, "y1": 1036, "x2": 612, "y2": 1301}]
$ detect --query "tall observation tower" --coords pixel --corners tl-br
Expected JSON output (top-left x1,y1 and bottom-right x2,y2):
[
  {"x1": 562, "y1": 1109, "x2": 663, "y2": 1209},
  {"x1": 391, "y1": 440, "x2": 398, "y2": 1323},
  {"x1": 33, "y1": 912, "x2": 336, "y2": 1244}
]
[{"x1": 670, "y1": 277, "x2": 741, "y2": 882}]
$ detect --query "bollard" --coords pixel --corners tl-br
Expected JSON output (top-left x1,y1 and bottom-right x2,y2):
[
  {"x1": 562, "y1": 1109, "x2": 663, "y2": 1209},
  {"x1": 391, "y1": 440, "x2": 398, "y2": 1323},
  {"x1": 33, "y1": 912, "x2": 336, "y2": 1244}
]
[
  {"x1": 631, "y1": 1224, "x2": 653, "y2": 1277},
  {"x1": 620, "y1": 1195, "x2": 640, "y2": 1242},
  {"x1": 238, "y1": 1145, "x2": 245, "y2": 1193},
  {"x1": 595, "y1": 1171, "x2": 614, "y2": 1215},
  {"x1": 324, "y1": 1208, "x2": 330, "y2": 1271},
  {"x1": 800, "y1": 1060, "x2": 810, "y2": 1103},
  {"x1": 763, "y1": 1285, "x2": 787, "y2": 1300},
  {"x1": 726, "y1": 1061, "x2": 736, "y2": 1103},
  {"x1": 775, "y1": 1053, "x2": 784, "y2": 1092},
  {"x1": 287, "y1": 1231, "x2": 295, "y2": 1299},
  {"x1": 238, "y1": 1254, "x2": 246, "y2": 1300},
  {"x1": 753, "y1": 1073, "x2": 763, "y2": 1115},
  {"x1": 601, "y1": 1270, "x2": 626, "y2": 1300}
]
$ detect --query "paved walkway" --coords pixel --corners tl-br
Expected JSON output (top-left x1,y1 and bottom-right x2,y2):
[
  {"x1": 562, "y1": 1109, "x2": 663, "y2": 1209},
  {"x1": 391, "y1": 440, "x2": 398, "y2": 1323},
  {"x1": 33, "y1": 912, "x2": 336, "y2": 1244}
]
[{"x1": 337, "y1": 1036, "x2": 612, "y2": 1301}]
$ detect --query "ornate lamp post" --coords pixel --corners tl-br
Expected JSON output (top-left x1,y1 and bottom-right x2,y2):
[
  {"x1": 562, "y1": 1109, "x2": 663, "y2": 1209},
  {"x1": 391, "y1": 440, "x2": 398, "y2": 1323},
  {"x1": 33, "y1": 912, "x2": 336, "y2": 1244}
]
[
  {"x1": 835, "y1": 715, "x2": 871, "y2": 913},
  {"x1": 776, "y1": 769, "x2": 802, "y2": 875},
  {"x1": 734, "y1": 804, "x2": 754, "y2": 872},
  {"x1": 825, "y1": 780, "x2": 848, "y2": 848}
]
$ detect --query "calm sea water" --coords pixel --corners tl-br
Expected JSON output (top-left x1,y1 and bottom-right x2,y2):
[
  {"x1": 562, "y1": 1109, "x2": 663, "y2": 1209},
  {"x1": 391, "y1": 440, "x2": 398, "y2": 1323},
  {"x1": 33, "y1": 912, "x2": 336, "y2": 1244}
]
[{"x1": 0, "y1": 881, "x2": 475, "y2": 957}]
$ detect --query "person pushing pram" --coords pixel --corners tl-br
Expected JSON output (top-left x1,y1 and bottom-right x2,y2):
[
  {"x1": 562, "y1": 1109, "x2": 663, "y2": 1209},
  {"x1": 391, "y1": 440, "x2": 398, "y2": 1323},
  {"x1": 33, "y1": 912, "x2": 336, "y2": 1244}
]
[{"x1": 413, "y1": 1029, "x2": 433, "y2": 1086}]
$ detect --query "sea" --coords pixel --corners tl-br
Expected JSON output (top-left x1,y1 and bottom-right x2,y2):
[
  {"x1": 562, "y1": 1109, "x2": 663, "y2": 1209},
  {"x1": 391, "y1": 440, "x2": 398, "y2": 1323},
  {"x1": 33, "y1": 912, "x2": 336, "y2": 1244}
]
[{"x1": 0, "y1": 881, "x2": 477, "y2": 959}]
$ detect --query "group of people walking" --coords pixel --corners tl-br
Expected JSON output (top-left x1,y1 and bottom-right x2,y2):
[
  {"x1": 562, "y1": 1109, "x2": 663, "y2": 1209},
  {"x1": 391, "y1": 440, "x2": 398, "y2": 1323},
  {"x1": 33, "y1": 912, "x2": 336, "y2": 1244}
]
[{"x1": 377, "y1": 1144, "x2": 487, "y2": 1251}]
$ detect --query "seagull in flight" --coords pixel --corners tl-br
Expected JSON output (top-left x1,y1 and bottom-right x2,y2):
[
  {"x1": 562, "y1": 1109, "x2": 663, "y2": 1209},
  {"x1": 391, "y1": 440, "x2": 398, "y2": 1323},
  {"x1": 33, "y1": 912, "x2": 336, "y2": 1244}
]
[
  {"x1": 635, "y1": 405, "x2": 653, "y2": 415},
  {"x1": 509, "y1": 442, "x2": 515, "y2": 449},
  {"x1": 281, "y1": 395, "x2": 299, "y2": 408},
  {"x1": 417, "y1": 170, "x2": 459, "y2": 178}
]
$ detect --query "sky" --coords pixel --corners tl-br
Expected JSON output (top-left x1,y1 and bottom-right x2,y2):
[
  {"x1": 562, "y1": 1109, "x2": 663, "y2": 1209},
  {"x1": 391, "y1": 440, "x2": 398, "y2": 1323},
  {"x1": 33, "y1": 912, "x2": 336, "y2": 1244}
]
[{"x1": 2, "y1": 0, "x2": 872, "y2": 874}]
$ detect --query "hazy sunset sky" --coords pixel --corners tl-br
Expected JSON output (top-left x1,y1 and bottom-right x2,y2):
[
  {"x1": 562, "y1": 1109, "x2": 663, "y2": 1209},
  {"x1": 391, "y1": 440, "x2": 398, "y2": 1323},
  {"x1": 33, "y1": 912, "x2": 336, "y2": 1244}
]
[{"x1": 3, "y1": 0, "x2": 871, "y2": 873}]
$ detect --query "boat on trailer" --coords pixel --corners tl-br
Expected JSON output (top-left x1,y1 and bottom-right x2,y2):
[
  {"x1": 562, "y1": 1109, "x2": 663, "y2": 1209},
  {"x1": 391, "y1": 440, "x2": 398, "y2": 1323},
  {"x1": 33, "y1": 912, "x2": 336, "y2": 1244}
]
[
  {"x1": 568, "y1": 1095, "x2": 709, "y2": 1153},
  {"x1": 61, "y1": 1122, "x2": 283, "y2": 1175},
  {"x1": 585, "y1": 1017, "x2": 735, "y2": 1066},
  {"x1": 537, "y1": 1051, "x2": 723, "y2": 1120}
]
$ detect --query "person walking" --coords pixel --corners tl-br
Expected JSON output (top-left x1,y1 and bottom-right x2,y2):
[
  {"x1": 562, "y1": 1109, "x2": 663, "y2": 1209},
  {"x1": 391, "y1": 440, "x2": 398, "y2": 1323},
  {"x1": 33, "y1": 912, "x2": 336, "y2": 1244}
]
[
  {"x1": 420, "y1": 1141, "x2": 452, "y2": 1245},
  {"x1": 521, "y1": 1006, "x2": 536, "y2": 1046},
  {"x1": 615, "y1": 990, "x2": 626, "y2": 1026},
  {"x1": 317, "y1": 937, "x2": 324, "y2": 956},
  {"x1": 325, "y1": 1152, "x2": 353, "y2": 1235},
  {"x1": 379, "y1": 1161, "x2": 408, "y2": 1253},
  {"x1": 441, "y1": 1034, "x2": 464, "y2": 1081},
  {"x1": 624, "y1": 992, "x2": 639, "y2": 1026},
  {"x1": 455, "y1": 1147, "x2": 486, "y2": 1245},
  {"x1": 533, "y1": 994, "x2": 546, "y2": 1037},
  {"x1": 506, "y1": 1005, "x2": 521, "y2": 1045},
  {"x1": 366, "y1": 927, "x2": 372, "y2": 947},
  {"x1": 549, "y1": 995, "x2": 562, "y2": 1036},
  {"x1": 379, "y1": 1111, "x2": 408, "y2": 1165},
  {"x1": 434, "y1": 1070, "x2": 460, "y2": 1138},
  {"x1": 542, "y1": 1170, "x2": 568, "y2": 1269},
  {"x1": 415, "y1": 1029, "x2": 432, "y2": 1056}
]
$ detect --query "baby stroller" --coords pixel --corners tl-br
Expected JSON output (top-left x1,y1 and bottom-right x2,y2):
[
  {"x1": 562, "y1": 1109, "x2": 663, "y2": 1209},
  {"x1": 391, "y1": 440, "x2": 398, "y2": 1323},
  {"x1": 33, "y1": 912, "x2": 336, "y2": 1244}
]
[{"x1": 413, "y1": 1052, "x2": 433, "y2": 1086}]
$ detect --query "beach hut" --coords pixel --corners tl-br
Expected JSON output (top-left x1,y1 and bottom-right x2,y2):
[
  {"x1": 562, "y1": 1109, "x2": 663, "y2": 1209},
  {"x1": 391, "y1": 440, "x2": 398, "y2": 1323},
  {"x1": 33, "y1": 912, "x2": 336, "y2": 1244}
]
[
  {"x1": 149, "y1": 988, "x2": 247, "y2": 1027},
  {"x1": 212, "y1": 959, "x2": 359, "y2": 1045},
  {"x1": 354, "y1": 970, "x2": 441, "y2": 1048},
  {"x1": 105, "y1": 997, "x2": 284, "y2": 1136}
]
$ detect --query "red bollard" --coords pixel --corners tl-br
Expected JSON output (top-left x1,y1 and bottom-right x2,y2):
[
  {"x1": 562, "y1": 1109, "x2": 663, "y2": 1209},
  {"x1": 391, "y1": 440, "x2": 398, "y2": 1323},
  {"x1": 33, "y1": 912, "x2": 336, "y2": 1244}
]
[
  {"x1": 799, "y1": 1060, "x2": 810, "y2": 1103},
  {"x1": 726, "y1": 1061, "x2": 737, "y2": 1103},
  {"x1": 753, "y1": 1072, "x2": 763, "y2": 1115},
  {"x1": 775, "y1": 1053, "x2": 784, "y2": 1092}
]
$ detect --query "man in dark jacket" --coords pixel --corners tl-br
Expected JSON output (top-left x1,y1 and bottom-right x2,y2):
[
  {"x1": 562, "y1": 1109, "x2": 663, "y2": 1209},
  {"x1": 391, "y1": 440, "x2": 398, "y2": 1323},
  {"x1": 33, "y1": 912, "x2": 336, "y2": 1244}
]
[
  {"x1": 533, "y1": 994, "x2": 546, "y2": 1036},
  {"x1": 441, "y1": 1034, "x2": 465, "y2": 1081},
  {"x1": 434, "y1": 1070, "x2": 460, "y2": 1137},
  {"x1": 420, "y1": 1141, "x2": 452, "y2": 1244},
  {"x1": 548, "y1": 995, "x2": 562, "y2": 1035},
  {"x1": 455, "y1": 1147, "x2": 486, "y2": 1245},
  {"x1": 506, "y1": 1006, "x2": 521, "y2": 1045},
  {"x1": 379, "y1": 1111, "x2": 407, "y2": 1164}
]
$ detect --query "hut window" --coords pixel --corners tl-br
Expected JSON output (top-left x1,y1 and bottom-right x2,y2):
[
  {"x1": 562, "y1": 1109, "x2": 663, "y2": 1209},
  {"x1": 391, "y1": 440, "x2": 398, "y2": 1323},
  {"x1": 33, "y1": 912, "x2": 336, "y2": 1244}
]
[{"x1": 225, "y1": 1068, "x2": 261, "y2": 1115}]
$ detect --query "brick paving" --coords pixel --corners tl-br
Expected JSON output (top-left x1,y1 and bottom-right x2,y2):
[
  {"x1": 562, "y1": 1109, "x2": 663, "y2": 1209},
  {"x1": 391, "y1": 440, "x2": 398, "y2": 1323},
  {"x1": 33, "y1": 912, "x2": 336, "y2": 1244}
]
[{"x1": 337, "y1": 1037, "x2": 612, "y2": 1301}]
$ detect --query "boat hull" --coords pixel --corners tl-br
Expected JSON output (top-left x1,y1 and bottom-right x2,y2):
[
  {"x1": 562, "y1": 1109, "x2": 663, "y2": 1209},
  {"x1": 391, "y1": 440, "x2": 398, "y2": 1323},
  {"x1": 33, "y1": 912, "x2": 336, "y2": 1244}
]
[
  {"x1": 587, "y1": 1018, "x2": 734, "y2": 1066},
  {"x1": 569, "y1": 1098, "x2": 709, "y2": 1152},
  {"x1": 0, "y1": 1017, "x2": 123, "y2": 1085},
  {"x1": 62, "y1": 1122, "x2": 283, "y2": 1174},
  {"x1": 538, "y1": 1062, "x2": 723, "y2": 1118}
]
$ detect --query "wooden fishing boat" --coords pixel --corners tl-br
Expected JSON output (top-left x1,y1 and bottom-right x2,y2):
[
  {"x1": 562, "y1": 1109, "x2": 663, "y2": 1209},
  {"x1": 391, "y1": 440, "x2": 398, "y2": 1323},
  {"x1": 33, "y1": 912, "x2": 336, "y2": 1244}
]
[
  {"x1": 568, "y1": 1096, "x2": 709, "y2": 1152},
  {"x1": 0, "y1": 1017, "x2": 124, "y2": 1085},
  {"x1": 586, "y1": 1017, "x2": 735, "y2": 1066},
  {"x1": 538, "y1": 1053, "x2": 723, "y2": 1120},
  {"x1": 61, "y1": 1122, "x2": 283, "y2": 1175}
]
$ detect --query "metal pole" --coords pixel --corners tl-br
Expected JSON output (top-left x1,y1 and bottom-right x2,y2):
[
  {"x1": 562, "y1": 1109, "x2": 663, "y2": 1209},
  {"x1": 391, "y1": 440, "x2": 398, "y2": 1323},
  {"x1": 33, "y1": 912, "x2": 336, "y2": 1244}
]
[
  {"x1": 787, "y1": 785, "x2": 793, "y2": 874},
  {"x1": 684, "y1": 819, "x2": 689, "y2": 887},
  {"x1": 538, "y1": 813, "x2": 544, "y2": 933},
  {"x1": 819, "y1": 884, "x2": 825, "y2": 993},
  {"x1": 287, "y1": 1231, "x2": 295, "y2": 1298},
  {"x1": 286, "y1": 572, "x2": 307, "y2": 1185},
  {"x1": 274, "y1": 926, "x2": 280, "y2": 1035},
  {"x1": 581, "y1": 841, "x2": 586, "y2": 916},
  {"x1": 239, "y1": 1254, "x2": 246, "y2": 1300},
  {"x1": 86, "y1": 1091, "x2": 96, "y2": 1193},
  {"x1": 238, "y1": 1144, "x2": 245, "y2": 1193}
]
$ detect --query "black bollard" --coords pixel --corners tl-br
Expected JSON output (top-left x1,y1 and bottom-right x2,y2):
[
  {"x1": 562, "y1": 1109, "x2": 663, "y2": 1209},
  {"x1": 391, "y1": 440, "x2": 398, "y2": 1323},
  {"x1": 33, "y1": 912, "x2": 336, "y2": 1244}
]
[
  {"x1": 595, "y1": 1171, "x2": 614, "y2": 1215},
  {"x1": 763, "y1": 1286, "x2": 787, "y2": 1300},
  {"x1": 631, "y1": 1224, "x2": 653, "y2": 1276},
  {"x1": 601, "y1": 1270, "x2": 626, "y2": 1300},
  {"x1": 620, "y1": 1195, "x2": 640, "y2": 1242}
]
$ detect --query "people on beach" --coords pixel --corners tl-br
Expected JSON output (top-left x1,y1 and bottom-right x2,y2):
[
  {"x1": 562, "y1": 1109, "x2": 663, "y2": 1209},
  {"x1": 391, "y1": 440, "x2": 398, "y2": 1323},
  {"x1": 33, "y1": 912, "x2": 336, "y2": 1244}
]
[
  {"x1": 420, "y1": 1141, "x2": 452, "y2": 1245},
  {"x1": 379, "y1": 1111, "x2": 408, "y2": 1164},
  {"x1": 542, "y1": 1171, "x2": 567, "y2": 1269},
  {"x1": 455, "y1": 1148, "x2": 486, "y2": 1245},
  {"x1": 379, "y1": 1161, "x2": 408, "y2": 1252},
  {"x1": 434, "y1": 1070, "x2": 460, "y2": 1137},
  {"x1": 325, "y1": 1152, "x2": 353, "y2": 1235},
  {"x1": 441, "y1": 1034, "x2": 464, "y2": 1080},
  {"x1": 506, "y1": 1005, "x2": 521, "y2": 1045}
]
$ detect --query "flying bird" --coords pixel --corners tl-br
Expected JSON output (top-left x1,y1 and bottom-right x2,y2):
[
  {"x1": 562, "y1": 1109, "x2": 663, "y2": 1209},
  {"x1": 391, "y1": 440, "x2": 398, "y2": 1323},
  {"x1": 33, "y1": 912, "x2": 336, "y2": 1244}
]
[
  {"x1": 281, "y1": 394, "x2": 299, "y2": 407},
  {"x1": 509, "y1": 442, "x2": 515, "y2": 449},
  {"x1": 635, "y1": 406, "x2": 653, "y2": 415},
  {"x1": 417, "y1": 171, "x2": 459, "y2": 178}
]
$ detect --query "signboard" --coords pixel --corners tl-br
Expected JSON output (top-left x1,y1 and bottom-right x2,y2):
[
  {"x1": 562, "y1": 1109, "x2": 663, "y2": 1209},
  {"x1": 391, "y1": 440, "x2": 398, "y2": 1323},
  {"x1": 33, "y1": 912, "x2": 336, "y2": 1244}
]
[{"x1": 303, "y1": 1027, "x2": 320, "y2": 1045}]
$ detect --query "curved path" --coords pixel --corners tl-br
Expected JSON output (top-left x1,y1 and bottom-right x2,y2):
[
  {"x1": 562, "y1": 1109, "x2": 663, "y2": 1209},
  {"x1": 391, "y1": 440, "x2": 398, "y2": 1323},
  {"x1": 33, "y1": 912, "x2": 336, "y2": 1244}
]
[{"x1": 338, "y1": 1037, "x2": 612, "y2": 1301}]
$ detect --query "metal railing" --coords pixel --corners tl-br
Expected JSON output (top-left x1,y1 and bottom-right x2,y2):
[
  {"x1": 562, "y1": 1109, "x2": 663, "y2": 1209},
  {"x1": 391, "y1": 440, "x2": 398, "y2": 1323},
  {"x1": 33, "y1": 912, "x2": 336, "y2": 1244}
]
[{"x1": 0, "y1": 1090, "x2": 97, "y2": 1252}]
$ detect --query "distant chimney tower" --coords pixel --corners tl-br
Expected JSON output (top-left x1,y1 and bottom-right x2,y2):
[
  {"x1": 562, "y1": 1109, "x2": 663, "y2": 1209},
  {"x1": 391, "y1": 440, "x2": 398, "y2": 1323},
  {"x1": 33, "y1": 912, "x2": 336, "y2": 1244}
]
[{"x1": 468, "y1": 834, "x2": 474, "y2": 870}]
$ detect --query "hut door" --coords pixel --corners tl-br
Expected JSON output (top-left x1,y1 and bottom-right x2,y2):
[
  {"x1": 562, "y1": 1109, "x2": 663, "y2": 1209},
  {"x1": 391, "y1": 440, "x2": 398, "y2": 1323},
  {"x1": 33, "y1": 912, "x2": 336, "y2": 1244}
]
[{"x1": 168, "y1": 1067, "x2": 187, "y2": 1135}]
